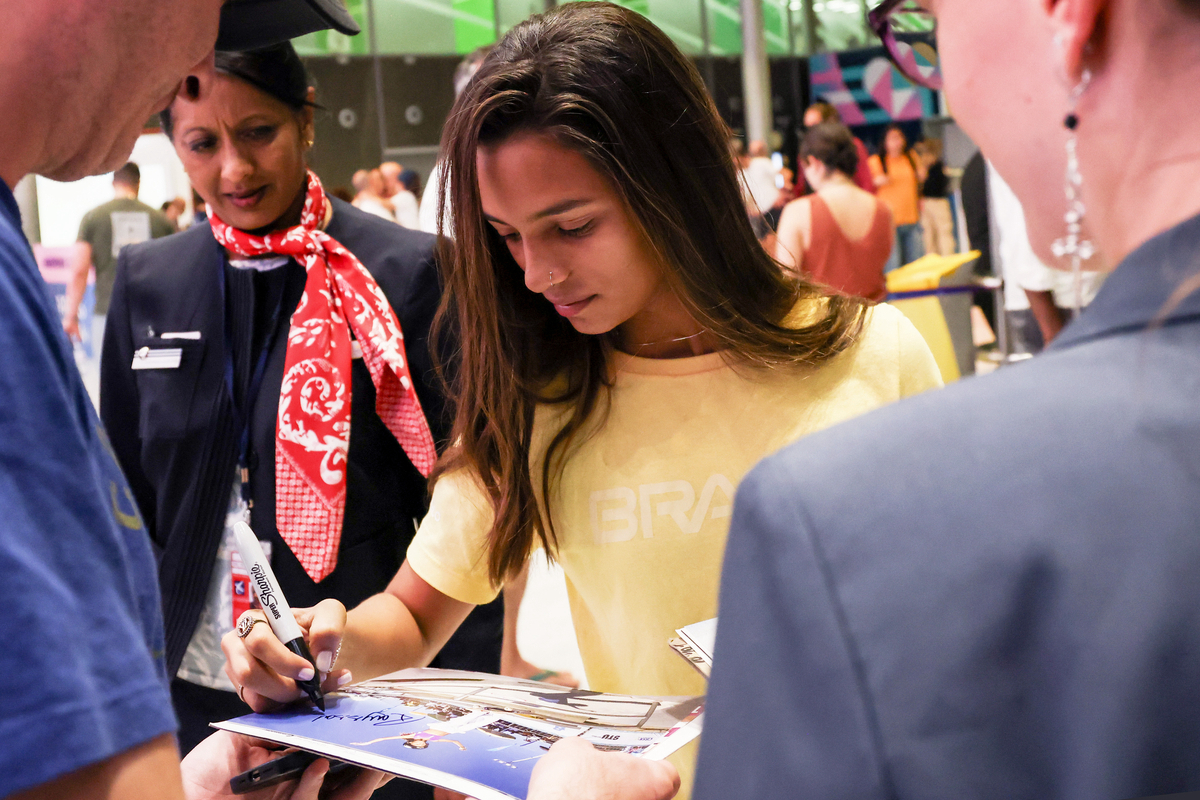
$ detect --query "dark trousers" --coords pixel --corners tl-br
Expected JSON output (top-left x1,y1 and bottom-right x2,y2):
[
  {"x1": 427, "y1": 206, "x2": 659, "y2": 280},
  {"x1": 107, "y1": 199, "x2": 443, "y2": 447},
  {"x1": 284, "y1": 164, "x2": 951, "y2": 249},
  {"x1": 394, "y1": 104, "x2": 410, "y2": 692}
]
[
  {"x1": 1006, "y1": 307, "x2": 1079, "y2": 355},
  {"x1": 172, "y1": 597, "x2": 504, "y2": 799}
]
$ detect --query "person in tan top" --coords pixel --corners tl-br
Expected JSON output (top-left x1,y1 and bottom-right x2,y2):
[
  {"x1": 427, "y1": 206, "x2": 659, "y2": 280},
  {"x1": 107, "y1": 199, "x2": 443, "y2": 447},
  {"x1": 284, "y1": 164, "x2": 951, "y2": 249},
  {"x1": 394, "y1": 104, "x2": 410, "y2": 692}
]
[
  {"x1": 775, "y1": 122, "x2": 895, "y2": 302},
  {"x1": 868, "y1": 124, "x2": 927, "y2": 271},
  {"x1": 915, "y1": 138, "x2": 956, "y2": 256}
]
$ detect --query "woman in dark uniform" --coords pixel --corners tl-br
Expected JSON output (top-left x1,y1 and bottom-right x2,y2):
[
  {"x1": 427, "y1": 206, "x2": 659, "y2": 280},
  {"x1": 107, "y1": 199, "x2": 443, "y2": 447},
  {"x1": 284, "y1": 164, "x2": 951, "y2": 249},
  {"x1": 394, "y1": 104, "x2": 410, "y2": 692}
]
[{"x1": 99, "y1": 44, "x2": 502, "y2": 788}]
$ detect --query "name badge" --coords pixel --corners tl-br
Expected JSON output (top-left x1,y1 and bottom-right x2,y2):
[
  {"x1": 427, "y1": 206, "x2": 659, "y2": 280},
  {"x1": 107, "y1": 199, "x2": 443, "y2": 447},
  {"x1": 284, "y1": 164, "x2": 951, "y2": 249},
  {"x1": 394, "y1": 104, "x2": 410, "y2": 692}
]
[
  {"x1": 131, "y1": 346, "x2": 182, "y2": 370},
  {"x1": 160, "y1": 331, "x2": 202, "y2": 340}
]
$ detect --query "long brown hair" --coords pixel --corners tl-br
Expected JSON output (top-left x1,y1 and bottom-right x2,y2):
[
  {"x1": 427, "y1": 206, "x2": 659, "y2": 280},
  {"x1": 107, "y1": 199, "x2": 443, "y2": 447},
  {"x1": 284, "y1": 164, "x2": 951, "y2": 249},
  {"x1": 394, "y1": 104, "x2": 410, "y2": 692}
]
[{"x1": 430, "y1": 1, "x2": 867, "y2": 586}]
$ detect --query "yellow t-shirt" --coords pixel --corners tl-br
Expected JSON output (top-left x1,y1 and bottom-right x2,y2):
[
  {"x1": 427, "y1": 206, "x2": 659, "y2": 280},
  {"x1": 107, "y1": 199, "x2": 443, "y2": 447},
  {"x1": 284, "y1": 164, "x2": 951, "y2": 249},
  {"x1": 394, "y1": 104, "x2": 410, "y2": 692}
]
[{"x1": 407, "y1": 302, "x2": 941, "y2": 796}]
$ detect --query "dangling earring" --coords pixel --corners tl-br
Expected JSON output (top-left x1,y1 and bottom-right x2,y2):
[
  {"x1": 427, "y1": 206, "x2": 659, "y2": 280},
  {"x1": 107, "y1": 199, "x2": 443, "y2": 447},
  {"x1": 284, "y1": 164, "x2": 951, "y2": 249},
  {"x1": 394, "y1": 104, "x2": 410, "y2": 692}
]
[{"x1": 1050, "y1": 69, "x2": 1095, "y2": 314}]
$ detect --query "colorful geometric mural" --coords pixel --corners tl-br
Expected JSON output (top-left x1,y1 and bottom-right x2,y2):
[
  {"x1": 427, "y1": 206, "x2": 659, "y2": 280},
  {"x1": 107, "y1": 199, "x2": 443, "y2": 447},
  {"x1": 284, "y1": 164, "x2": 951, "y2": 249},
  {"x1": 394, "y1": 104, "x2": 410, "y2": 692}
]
[{"x1": 809, "y1": 41, "x2": 939, "y2": 127}]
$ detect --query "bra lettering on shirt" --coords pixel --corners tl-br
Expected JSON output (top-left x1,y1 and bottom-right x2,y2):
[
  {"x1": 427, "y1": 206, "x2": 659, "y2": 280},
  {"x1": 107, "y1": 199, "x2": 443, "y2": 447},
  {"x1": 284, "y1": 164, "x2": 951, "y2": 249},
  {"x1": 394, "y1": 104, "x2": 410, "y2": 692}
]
[{"x1": 590, "y1": 474, "x2": 735, "y2": 544}]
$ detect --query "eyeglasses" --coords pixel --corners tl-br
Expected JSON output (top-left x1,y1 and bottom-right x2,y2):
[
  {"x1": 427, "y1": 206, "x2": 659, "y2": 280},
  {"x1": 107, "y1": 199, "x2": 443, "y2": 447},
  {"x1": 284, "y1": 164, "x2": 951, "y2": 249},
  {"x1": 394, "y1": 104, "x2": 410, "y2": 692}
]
[{"x1": 867, "y1": 0, "x2": 942, "y2": 90}]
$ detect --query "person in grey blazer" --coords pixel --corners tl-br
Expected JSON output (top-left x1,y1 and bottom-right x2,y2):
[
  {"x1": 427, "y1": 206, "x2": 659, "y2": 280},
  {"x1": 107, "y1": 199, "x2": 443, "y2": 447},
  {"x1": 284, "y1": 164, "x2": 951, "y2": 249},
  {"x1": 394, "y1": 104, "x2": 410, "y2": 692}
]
[{"x1": 691, "y1": 0, "x2": 1200, "y2": 799}]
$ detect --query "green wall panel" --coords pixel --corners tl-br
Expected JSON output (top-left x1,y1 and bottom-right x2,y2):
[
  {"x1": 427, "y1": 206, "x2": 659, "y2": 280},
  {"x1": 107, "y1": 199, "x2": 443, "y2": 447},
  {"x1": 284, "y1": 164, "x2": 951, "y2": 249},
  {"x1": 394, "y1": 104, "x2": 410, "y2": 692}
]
[
  {"x1": 497, "y1": 0, "x2": 544, "y2": 35},
  {"x1": 610, "y1": 0, "x2": 651, "y2": 13},
  {"x1": 812, "y1": 0, "x2": 869, "y2": 52},
  {"x1": 788, "y1": 0, "x2": 811, "y2": 55},
  {"x1": 292, "y1": 0, "x2": 883, "y2": 59},
  {"x1": 763, "y1": 0, "x2": 789, "y2": 54},
  {"x1": 453, "y1": 0, "x2": 497, "y2": 52},
  {"x1": 706, "y1": 0, "x2": 741, "y2": 55},
  {"x1": 603, "y1": 0, "x2": 703, "y2": 54},
  {"x1": 293, "y1": 0, "x2": 370, "y2": 54},
  {"x1": 374, "y1": 0, "x2": 457, "y2": 54}
]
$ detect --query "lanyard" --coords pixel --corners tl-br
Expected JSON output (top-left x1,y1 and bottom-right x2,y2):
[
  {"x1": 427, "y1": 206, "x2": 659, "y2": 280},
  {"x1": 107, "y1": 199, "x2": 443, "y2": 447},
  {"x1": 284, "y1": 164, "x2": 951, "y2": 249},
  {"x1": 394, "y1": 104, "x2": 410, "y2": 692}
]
[{"x1": 219, "y1": 260, "x2": 288, "y2": 506}]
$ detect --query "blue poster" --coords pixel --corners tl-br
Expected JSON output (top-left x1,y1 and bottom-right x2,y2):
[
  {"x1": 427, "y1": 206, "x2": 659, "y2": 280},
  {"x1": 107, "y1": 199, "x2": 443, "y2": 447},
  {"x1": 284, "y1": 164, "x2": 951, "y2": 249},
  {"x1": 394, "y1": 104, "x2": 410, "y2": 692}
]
[{"x1": 216, "y1": 669, "x2": 705, "y2": 800}]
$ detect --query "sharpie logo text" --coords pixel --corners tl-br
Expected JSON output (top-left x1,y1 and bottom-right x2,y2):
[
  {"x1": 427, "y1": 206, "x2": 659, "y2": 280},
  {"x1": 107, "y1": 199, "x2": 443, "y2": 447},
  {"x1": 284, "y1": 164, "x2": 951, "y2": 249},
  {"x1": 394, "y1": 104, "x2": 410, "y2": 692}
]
[{"x1": 251, "y1": 564, "x2": 282, "y2": 620}]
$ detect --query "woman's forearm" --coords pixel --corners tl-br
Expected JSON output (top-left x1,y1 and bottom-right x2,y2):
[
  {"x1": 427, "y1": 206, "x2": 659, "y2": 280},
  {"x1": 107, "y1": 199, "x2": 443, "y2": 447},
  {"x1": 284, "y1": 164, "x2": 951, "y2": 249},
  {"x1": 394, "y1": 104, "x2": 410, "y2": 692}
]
[
  {"x1": 339, "y1": 592, "x2": 433, "y2": 681},
  {"x1": 339, "y1": 562, "x2": 477, "y2": 682}
]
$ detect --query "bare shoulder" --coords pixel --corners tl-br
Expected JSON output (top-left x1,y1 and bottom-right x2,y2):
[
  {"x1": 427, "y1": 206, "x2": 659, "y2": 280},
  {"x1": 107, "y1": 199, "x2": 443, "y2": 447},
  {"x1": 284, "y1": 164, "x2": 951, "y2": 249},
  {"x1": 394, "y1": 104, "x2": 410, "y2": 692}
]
[
  {"x1": 775, "y1": 197, "x2": 813, "y2": 267},
  {"x1": 777, "y1": 195, "x2": 812, "y2": 231}
]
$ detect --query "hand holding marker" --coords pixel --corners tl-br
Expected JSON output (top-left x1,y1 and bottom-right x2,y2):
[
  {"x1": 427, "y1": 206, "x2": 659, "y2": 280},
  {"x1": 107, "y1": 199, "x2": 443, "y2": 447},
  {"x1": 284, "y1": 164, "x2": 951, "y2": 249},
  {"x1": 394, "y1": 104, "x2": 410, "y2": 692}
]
[{"x1": 232, "y1": 521, "x2": 326, "y2": 711}]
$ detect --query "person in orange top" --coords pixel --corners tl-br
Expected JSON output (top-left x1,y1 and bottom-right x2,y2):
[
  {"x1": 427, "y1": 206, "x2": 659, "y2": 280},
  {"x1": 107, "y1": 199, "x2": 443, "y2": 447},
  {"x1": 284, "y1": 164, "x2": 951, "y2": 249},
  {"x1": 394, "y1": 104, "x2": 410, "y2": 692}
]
[
  {"x1": 868, "y1": 123, "x2": 926, "y2": 271},
  {"x1": 775, "y1": 122, "x2": 894, "y2": 302}
]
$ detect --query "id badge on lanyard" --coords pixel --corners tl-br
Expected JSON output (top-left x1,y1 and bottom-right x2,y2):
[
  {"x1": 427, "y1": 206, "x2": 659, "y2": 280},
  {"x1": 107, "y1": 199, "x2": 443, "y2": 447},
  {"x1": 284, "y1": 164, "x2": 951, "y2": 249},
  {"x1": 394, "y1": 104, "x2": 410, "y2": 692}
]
[
  {"x1": 220, "y1": 257, "x2": 285, "y2": 629},
  {"x1": 226, "y1": 489, "x2": 270, "y2": 629}
]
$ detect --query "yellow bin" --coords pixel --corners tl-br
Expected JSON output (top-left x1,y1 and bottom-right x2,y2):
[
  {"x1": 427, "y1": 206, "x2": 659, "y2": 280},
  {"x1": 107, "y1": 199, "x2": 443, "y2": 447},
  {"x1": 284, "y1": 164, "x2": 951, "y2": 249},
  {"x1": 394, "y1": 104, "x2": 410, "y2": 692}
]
[{"x1": 885, "y1": 251, "x2": 981, "y2": 384}]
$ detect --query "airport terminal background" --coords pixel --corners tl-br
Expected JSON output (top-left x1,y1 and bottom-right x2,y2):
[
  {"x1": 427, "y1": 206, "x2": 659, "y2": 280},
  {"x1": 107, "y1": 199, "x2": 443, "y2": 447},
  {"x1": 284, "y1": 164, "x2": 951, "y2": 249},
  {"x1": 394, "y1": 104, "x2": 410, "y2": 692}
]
[
  {"x1": 11, "y1": 0, "x2": 1061, "y2": 697},
  {"x1": 16, "y1": 0, "x2": 942, "y2": 235}
]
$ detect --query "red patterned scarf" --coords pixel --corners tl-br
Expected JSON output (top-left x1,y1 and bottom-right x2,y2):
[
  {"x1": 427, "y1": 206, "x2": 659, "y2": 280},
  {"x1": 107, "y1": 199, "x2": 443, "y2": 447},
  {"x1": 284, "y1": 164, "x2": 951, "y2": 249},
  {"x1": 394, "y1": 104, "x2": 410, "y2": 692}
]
[{"x1": 210, "y1": 170, "x2": 437, "y2": 582}]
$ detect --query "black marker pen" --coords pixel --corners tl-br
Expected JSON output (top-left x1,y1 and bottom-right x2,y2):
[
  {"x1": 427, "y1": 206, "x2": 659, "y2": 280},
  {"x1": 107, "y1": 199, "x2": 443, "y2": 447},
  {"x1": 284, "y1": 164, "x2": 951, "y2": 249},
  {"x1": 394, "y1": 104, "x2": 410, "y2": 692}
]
[{"x1": 232, "y1": 521, "x2": 325, "y2": 711}]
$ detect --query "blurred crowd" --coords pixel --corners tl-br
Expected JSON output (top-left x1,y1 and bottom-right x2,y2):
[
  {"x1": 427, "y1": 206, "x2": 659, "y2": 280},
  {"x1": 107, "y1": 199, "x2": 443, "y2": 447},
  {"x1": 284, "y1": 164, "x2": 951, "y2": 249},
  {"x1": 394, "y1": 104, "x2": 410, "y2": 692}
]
[
  {"x1": 737, "y1": 103, "x2": 955, "y2": 281},
  {"x1": 339, "y1": 162, "x2": 423, "y2": 230}
]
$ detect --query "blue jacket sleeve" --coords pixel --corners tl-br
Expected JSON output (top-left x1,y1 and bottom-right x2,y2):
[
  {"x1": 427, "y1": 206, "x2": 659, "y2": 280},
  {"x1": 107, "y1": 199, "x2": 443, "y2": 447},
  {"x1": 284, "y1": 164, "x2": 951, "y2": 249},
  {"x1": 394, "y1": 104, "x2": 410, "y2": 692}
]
[
  {"x1": 0, "y1": 224, "x2": 175, "y2": 797},
  {"x1": 693, "y1": 458, "x2": 892, "y2": 800},
  {"x1": 100, "y1": 247, "x2": 157, "y2": 550}
]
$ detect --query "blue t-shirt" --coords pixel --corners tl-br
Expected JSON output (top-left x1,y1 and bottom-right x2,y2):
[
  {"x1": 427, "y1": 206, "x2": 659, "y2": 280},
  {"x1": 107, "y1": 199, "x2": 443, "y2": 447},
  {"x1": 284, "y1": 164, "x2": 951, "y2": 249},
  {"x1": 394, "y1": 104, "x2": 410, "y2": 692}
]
[{"x1": 0, "y1": 180, "x2": 176, "y2": 795}]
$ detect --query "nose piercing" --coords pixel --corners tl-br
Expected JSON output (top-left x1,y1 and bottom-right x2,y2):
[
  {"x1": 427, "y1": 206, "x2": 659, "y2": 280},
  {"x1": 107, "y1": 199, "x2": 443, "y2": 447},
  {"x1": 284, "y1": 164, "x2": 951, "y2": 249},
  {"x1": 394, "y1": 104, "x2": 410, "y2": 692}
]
[{"x1": 549, "y1": 270, "x2": 557, "y2": 286}]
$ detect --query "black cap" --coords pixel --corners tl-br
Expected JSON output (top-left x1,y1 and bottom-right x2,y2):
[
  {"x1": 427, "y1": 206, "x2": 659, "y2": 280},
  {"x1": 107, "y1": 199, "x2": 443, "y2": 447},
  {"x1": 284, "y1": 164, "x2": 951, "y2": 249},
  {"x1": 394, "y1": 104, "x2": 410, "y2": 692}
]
[{"x1": 216, "y1": 0, "x2": 361, "y2": 51}]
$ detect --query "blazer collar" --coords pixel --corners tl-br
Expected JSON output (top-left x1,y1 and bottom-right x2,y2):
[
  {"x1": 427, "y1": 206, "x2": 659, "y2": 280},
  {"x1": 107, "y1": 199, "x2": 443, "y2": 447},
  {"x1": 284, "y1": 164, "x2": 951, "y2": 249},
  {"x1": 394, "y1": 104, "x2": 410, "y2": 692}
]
[{"x1": 1051, "y1": 212, "x2": 1200, "y2": 351}]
